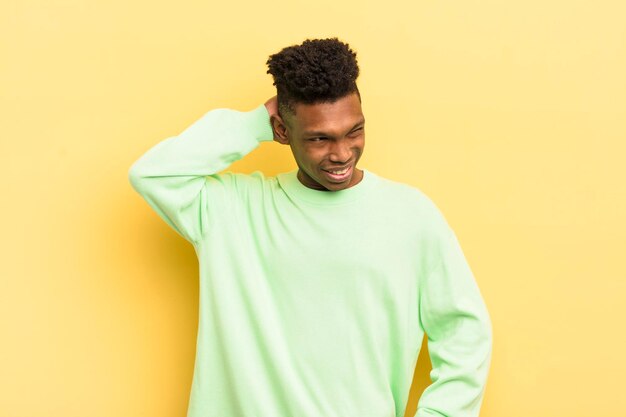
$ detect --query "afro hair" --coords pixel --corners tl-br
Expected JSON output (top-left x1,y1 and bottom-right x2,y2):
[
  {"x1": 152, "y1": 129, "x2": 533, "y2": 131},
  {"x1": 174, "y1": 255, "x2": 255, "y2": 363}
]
[{"x1": 266, "y1": 37, "x2": 360, "y2": 118}]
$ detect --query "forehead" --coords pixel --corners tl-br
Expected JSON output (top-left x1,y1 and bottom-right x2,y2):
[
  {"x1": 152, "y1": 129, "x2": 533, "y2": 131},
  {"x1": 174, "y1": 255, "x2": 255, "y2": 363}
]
[{"x1": 289, "y1": 93, "x2": 364, "y2": 134}]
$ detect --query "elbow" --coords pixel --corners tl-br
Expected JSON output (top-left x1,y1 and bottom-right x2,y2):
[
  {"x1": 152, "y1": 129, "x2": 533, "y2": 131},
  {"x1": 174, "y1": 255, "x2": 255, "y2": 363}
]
[
  {"x1": 469, "y1": 305, "x2": 493, "y2": 362},
  {"x1": 480, "y1": 306, "x2": 494, "y2": 347},
  {"x1": 482, "y1": 308, "x2": 493, "y2": 340},
  {"x1": 128, "y1": 161, "x2": 146, "y2": 191},
  {"x1": 481, "y1": 309, "x2": 494, "y2": 364}
]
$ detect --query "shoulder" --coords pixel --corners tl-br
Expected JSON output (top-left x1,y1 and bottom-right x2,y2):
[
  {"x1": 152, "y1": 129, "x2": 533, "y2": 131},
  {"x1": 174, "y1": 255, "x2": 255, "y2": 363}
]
[
  {"x1": 369, "y1": 171, "x2": 453, "y2": 237},
  {"x1": 373, "y1": 173, "x2": 430, "y2": 202},
  {"x1": 371, "y1": 172, "x2": 445, "y2": 216}
]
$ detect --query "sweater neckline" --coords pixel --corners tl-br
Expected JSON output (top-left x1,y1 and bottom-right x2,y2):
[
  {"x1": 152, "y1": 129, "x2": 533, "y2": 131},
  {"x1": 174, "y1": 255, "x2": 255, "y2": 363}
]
[{"x1": 277, "y1": 168, "x2": 377, "y2": 205}]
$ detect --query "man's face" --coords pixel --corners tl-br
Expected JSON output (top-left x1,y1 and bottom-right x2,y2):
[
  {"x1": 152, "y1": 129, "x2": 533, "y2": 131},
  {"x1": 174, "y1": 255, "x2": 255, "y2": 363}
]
[{"x1": 278, "y1": 92, "x2": 365, "y2": 191}]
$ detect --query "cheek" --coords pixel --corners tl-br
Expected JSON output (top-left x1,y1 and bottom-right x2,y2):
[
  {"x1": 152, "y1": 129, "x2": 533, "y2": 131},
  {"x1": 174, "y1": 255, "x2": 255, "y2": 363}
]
[
  {"x1": 292, "y1": 144, "x2": 310, "y2": 161},
  {"x1": 293, "y1": 150, "x2": 317, "y2": 171},
  {"x1": 355, "y1": 139, "x2": 365, "y2": 154},
  {"x1": 301, "y1": 147, "x2": 324, "y2": 163}
]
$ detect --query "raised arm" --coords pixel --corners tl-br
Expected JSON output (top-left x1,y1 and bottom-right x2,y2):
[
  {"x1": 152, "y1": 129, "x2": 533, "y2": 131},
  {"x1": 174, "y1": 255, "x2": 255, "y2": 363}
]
[
  {"x1": 128, "y1": 101, "x2": 275, "y2": 244},
  {"x1": 416, "y1": 224, "x2": 493, "y2": 417}
]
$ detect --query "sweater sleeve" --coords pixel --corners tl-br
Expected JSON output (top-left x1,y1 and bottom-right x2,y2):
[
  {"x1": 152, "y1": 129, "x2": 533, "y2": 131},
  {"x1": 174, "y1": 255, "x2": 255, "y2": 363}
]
[
  {"x1": 415, "y1": 224, "x2": 493, "y2": 417},
  {"x1": 128, "y1": 104, "x2": 274, "y2": 244}
]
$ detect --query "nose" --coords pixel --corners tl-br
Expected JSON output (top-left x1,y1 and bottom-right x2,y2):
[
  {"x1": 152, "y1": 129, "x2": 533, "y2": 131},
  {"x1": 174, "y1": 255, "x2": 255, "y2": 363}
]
[{"x1": 328, "y1": 140, "x2": 351, "y2": 163}]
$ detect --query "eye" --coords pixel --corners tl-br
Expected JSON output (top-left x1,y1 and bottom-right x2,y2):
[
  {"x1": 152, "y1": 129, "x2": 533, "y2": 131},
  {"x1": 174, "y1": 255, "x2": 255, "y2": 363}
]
[
  {"x1": 348, "y1": 127, "x2": 364, "y2": 136},
  {"x1": 309, "y1": 137, "x2": 325, "y2": 142}
]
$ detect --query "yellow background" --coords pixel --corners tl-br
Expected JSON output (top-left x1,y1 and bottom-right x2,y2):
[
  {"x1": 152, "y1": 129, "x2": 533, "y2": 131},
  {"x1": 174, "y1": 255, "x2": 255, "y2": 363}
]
[{"x1": 1, "y1": 1, "x2": 625, "y2": 416}]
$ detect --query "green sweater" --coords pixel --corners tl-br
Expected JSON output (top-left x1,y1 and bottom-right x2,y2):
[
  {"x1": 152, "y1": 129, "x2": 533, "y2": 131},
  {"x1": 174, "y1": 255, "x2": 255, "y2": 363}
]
[{"x1": 128, "y1": 104, "x2": 492, "y2": 417}]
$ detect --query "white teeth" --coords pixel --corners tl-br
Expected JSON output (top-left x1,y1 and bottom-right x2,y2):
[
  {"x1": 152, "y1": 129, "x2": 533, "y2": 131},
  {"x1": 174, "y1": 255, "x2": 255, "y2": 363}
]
[{"x1": 328, "y1": 167, "x2": 349, "y2": 175}]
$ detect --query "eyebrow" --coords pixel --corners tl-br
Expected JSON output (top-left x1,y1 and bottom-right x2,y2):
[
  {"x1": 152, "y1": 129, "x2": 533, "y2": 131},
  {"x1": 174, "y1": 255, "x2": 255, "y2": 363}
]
[{"x1": 302, "y1": 118, "x2": 365, "y2": 137}]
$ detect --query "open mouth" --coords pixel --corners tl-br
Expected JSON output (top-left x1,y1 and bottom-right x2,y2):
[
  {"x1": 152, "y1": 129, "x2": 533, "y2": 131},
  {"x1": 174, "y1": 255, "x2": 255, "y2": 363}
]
[{"x1": 322, "y1": 165, "x2": 352, "y2": 182}]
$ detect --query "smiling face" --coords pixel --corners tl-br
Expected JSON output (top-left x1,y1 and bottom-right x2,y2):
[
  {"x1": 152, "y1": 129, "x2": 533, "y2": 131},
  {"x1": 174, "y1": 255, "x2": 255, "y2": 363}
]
[{"x1": 273, "y1": 92, "x2": 365, "y2": 191}]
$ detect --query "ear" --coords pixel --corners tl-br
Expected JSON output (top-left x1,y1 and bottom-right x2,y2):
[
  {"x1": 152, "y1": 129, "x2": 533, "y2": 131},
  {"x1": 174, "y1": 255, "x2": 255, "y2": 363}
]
[{"x1": 270, "y1": 114, "x2": 290, "y2": 145}]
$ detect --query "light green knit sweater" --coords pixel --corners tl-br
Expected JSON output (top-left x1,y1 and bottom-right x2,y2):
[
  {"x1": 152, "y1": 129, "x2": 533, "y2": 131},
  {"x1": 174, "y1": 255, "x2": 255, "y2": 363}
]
[{"x1": 128, "y1": 103, "x2": 492, "y2": 417}]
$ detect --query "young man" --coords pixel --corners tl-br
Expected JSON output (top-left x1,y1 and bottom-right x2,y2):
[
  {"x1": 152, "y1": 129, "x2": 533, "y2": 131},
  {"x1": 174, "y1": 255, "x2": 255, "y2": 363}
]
[{"x1": 129, "y1": 38, "x2": 492, "y2": 417}]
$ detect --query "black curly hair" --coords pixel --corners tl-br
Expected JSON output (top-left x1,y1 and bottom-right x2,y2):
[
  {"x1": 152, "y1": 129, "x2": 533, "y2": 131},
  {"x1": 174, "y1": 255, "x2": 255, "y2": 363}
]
[{"x1": 266, "y1": 37, "x2": 361, "y2": 119}]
